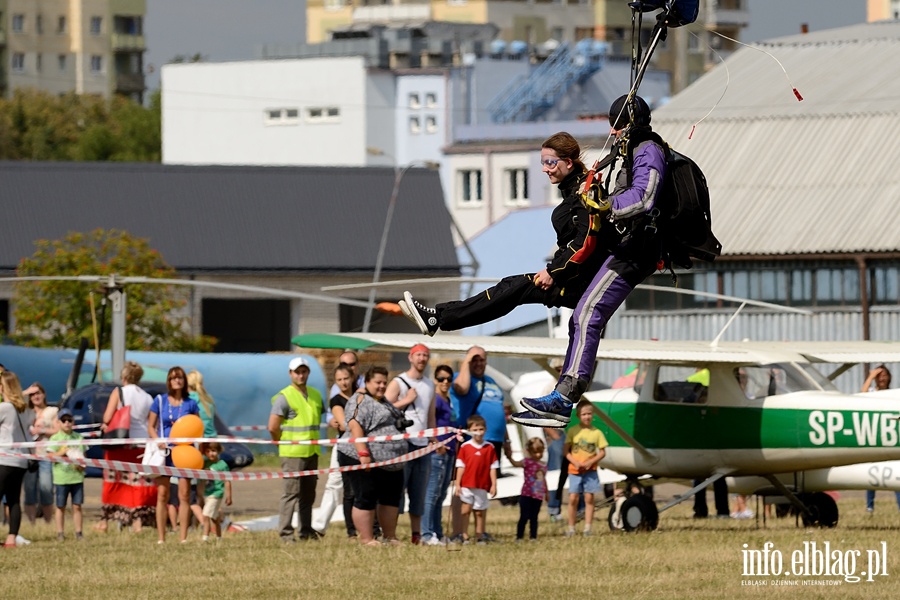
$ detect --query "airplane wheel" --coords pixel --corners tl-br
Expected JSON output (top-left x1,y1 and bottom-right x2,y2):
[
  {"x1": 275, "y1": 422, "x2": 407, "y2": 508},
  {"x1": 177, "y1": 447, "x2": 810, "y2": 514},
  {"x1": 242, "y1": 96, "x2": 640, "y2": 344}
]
[
  {"x1": 800, "y1": 492, "x2": 839, "y2": 528},
  {"x1": 620, "y1": 494, "x2": 659, "y2": 532}
]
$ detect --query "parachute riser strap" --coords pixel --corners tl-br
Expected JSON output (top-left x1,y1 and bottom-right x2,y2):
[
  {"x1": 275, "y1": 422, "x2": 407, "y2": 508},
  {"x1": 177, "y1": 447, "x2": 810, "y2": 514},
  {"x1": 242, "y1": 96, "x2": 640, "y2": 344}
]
[{"x1": 630, "y1": 3, "x2": 642, "y2": 86}]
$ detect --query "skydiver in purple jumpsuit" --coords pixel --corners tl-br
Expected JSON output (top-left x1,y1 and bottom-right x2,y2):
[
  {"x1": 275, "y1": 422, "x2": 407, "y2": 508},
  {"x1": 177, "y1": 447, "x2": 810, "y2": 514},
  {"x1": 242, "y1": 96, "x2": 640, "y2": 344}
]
[{"x1": 513, "y1": 95, "x2": 667, "y2": 428}]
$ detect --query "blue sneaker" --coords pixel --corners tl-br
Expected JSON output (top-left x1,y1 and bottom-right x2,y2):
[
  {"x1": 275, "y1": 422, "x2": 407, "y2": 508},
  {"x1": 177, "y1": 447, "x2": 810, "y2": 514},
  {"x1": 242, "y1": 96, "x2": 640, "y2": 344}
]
[
  {"x1": 520, "y1": 390, "x2": 573, "y2": 424},
  {"x1": 511, "y1": 410, "x2": 567, "y2": 428}
]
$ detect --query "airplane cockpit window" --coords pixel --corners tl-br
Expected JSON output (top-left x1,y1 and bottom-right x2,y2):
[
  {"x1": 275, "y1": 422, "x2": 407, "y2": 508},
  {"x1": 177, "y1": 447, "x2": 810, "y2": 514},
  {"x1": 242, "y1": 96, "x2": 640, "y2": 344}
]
[
  {"x1": 798, "y1": 364, "x2": 840, "y2": 392},
  {"x1": 654, "y1": 365, "x2": 708, "y2": 404},
  {"x1": 633, "y1": 362, "x2": 650, "y2": 395},
  {"x1": 733, "y1": 363, "x2": 822, "y2": 399}
]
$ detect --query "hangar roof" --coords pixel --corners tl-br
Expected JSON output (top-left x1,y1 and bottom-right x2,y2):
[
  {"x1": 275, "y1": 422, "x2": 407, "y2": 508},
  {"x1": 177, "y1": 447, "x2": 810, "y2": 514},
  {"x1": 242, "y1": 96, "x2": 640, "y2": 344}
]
[{"x1": 651, "y1": 20, "x2": 900, "y2": 258}]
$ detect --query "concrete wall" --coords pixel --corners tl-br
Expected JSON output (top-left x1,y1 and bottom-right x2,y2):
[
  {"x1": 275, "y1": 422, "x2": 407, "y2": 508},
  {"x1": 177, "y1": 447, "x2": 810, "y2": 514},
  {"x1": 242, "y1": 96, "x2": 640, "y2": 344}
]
[{"x1": 162, "y1": 57, "x2": 370, "y2": 166}]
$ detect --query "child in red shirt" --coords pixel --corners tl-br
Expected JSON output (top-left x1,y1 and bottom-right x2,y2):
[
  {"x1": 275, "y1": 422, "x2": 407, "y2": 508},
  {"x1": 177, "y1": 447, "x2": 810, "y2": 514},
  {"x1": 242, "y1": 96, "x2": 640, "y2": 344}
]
[{"x1": 453, "y1": 415, "x2": 498, "y2": 544}]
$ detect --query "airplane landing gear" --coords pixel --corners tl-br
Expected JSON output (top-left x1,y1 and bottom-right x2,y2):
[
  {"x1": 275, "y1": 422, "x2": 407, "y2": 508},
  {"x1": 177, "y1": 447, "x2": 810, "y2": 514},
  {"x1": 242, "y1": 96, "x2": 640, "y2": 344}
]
[
  {"x1": 798, "y1": 492, "x2": 839, "y2": 528},
  {"x1": 608, "y1": 480, "x2": 659, "y2": 532}
]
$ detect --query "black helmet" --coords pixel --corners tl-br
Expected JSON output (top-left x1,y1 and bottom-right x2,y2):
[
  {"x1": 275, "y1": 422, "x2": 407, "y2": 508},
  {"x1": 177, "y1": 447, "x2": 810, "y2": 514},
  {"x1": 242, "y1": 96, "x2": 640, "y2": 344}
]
[{"x1": 608, "y1": 95, "x2": 651, "y2": 129}]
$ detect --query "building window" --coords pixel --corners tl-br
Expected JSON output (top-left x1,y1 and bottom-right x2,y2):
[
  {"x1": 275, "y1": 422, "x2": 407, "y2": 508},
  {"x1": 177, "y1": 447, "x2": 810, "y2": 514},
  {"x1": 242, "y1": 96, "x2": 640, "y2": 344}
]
[
  {"x1": 264, "y1": 108, "x2": 300, "y2": 125},
  {"x1": 505, "y1": 168, "x2": 529, "y2": 206},
  {"x1": 90, "y1": 55, "x2": 103, "y2": 73},
  {"x1": 12, "y1": 14, "x2": 24, "y2": 33},
  {"x1": 872, "y1": 265, "x2": 899, "y2": 304},
  {"x1": 551, "y1": 27, "x2": 564, "y2": 41},
  {"x1": 306, "y1": 107, "x2": 340, "y2": 123},
  {"x1": 58, "y1": 54, "x2": 67, "y2": 71},
  {"x1": 36, "y1": 54, "x2": 42, "y2": 73},
  {"x1": 409, "y1": 116, "x2": 421, "y2": 134},
  {"x1": 57, "y1": 16, "x2": 66, "y2": 34},
  {"x1": 11, "y1": 53, "x2": 25, "y2": 72},
  {"x1": 409, "y1": 93, "x2": 421, "y2": 109},
  {"x1": 36, "y1": 15, "x2": 43, "y2": 34},
  {"x1": 324, "y1": 0, "x2": 347, "y2": 8},
  {"x1": 458, "y1": 170, "x2": 483, "y2": 205},
  {"x1": 425, "y1": 92, "x2": 437, "y2": 108},
  {"x1": 90, "y1": 16, "x2": 102, "y2": 35},
  {"x1": 425, "y1": 115, "x2": 437, "y2": 134}
]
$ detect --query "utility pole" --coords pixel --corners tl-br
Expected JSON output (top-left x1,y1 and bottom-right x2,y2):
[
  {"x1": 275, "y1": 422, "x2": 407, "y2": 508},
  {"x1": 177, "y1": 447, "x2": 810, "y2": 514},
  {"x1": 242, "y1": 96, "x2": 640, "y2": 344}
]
[{"x1": 106, "y1": 275, "x2": 126, "y2": 382}]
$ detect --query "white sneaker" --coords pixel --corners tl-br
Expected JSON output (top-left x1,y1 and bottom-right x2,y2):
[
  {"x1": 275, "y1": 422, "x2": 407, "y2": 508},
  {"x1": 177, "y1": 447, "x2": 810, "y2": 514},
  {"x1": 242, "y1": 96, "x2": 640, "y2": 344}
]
[
  {"x1": 423, "y1": 536, "x2": 445, "y2": 546},
  {"x1": 16, "y1": 535, "x2": 31, "y2": 546}
]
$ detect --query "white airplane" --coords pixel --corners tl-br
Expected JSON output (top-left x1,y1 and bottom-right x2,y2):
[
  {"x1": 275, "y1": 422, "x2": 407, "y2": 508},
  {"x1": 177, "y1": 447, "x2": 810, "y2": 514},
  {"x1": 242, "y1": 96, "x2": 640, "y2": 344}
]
[{"x1": 293, "y1": 331, "x2": 900, "y2": 530}]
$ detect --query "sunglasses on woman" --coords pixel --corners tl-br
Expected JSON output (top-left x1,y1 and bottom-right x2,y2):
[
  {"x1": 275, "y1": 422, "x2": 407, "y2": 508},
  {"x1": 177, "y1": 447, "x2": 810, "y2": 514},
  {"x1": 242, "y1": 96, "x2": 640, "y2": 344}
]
[{"x1": 435, "y1": 376, "x2": 451, "y2": 383}]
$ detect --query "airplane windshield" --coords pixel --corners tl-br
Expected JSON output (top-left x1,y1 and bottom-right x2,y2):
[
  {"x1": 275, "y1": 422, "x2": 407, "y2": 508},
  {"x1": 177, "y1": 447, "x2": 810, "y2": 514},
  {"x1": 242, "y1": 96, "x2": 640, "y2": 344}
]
[
  {"x1": 798, "y1": 364, "x2": 840, "y2": 392},
  {"x1": 733, "y1": 363, "x2": 827, "y2": 399}
]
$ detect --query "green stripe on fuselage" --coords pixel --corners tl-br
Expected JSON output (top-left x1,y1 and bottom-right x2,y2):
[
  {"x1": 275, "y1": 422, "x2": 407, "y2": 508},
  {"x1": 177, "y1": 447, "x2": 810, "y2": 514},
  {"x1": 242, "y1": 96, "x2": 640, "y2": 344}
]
[{"x1": 594, "y1": 402, "x2": 900, "y2": 450}]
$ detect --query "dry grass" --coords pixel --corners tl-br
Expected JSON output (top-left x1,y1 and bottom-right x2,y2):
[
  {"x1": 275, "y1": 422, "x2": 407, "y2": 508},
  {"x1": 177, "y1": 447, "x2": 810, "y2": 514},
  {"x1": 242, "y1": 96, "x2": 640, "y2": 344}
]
[{"x1": 2, "y1": 490, "x2": 898, "y2": 600}]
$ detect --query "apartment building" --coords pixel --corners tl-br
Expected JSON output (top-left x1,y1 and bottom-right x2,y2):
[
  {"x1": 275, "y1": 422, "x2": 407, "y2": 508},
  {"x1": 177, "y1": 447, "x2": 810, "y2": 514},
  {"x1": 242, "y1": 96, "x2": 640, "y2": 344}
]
[
  {"x1": 0, "y1": 0, "x2": 145, "y2": 101},
  {"x1": 868, "y1": 0, "x2": 900, "y2": 20}
]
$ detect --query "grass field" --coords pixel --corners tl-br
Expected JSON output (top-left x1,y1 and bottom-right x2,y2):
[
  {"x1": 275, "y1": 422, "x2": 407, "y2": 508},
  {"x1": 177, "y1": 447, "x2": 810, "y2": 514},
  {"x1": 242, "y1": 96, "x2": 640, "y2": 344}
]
[{"x1": 2, "y1": 484, "x2": 898, "y2": 600}]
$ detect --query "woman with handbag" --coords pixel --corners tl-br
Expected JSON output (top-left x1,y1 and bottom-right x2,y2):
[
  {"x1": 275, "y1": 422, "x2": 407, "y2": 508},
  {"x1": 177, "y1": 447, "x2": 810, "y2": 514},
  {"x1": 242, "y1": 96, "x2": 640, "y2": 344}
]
[
  {"x1": 0, "y1": 371, "x2": 31, "y2": 548},
  {"x1": 337, "y1": 366, "x2": 409, "y2": 546},
  {"x1": 23, "y1": 382, "x2": 56, "y2": 525},
  {"x1": 147, "y1": 366, "x2": 200, "y2": 544},
  {"x1": 96, "y1": 361, "x2": 155, "y2": 533}
]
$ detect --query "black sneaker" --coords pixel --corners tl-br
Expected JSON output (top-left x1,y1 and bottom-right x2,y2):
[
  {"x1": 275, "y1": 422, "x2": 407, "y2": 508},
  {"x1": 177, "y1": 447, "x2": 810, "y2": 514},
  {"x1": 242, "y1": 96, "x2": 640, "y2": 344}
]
[{"x1": 401, "y1": 291, "x2": 439, "y2": 336}]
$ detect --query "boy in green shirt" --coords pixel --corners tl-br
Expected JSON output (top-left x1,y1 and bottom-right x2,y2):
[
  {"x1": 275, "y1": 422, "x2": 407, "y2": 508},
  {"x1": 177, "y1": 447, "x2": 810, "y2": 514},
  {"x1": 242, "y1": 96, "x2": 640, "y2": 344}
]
[
  {"x1": 199, "y1": 442, "x2": 232, "y2": 541},
  {"x1": 47, "y1": 409, "x2": 86, "y2": 541}
]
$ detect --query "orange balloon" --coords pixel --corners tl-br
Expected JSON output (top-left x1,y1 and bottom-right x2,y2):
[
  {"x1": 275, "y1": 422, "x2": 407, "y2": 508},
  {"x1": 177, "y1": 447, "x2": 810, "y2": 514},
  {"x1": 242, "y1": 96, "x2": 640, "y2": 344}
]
[
  {"x1": 171, "y1": 445, "x2": 204, "y2": 470},
  {"x1": 170, "y1": 414, "x2": 203, "y2": 443}
]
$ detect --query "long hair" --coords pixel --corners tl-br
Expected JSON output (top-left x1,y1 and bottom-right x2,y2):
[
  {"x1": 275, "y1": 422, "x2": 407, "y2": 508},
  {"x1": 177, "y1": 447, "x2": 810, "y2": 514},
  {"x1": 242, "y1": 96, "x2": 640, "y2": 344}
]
[
  {"x1": 187, "y1": 370, "x2": 214, "y2": 415},
  {"x1": 1, "y1": 371, "x2": 27, "y2": 413},
  {"x1": 542, "y1": 131, "x2": 587, "y2": 173},
  {"x1": 166, "y1": 366, "x2": 188, "y2": 399}
]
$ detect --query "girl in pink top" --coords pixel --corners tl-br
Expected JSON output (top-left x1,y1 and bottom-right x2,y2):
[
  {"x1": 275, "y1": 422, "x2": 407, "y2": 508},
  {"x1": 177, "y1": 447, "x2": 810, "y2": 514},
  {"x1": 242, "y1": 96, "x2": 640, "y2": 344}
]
[{"x1": 510, "y1": 438, "x2": 548, "y2": 540}]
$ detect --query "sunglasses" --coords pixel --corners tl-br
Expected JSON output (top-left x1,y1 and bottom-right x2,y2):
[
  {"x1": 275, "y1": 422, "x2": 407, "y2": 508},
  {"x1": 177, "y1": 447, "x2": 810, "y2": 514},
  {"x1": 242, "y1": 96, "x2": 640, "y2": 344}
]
[
  {"x1": 435, "y1": 376, "x2": 451, "y2": 383},
  {"x1": 60, "y1": 417, "x2": 74, "y2": 423},
  {"x1": 540, "y1": 158, "x2": 562, "y2": 167},
  {"x1": 345, "y1": 362, "x2": 358, "y2": 367}
]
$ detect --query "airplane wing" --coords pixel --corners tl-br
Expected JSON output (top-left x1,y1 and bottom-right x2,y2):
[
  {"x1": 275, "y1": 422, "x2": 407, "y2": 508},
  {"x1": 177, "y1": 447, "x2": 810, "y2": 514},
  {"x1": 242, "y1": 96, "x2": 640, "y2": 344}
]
[
  {"x1": 786, "y1": 341, "x2": 900, "y2": 364},
  {"x1": 292, "y1": 333, "x2": 784, "y2": 363}
]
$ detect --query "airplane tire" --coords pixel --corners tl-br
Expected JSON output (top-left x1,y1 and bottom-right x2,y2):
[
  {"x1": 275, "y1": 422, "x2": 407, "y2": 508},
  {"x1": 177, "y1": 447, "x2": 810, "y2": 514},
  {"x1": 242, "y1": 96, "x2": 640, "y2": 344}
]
[
  {"x1": 800, "y1": 492, "x2": 839, "y2": 528},
  {"x1": 620, "y1": 494, "x2": 659, "y2": 532}
]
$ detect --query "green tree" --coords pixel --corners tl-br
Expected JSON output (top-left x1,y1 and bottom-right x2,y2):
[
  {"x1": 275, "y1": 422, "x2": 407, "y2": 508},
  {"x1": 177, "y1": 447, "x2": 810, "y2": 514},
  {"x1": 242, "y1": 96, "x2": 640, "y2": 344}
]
[
  {"x1": 0, "y1": 89, "x2": 160, "y2": 161},
  {"x1": 13, "y1": 229, "x2": 216, "y2": 352}
]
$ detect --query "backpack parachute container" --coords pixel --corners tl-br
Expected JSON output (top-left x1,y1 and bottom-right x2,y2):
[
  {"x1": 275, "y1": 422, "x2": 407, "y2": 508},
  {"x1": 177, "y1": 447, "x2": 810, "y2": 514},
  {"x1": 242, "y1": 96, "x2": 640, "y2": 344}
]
[{"x1": 657, "y1": 147, "x2": 722, "y2": 270}]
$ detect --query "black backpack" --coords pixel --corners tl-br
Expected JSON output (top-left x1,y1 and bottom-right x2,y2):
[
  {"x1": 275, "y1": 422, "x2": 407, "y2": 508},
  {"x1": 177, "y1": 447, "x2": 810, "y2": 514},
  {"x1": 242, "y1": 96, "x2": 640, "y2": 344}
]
[{"x1": 655, "y1": 142, "x2": 722, "y2": 270}]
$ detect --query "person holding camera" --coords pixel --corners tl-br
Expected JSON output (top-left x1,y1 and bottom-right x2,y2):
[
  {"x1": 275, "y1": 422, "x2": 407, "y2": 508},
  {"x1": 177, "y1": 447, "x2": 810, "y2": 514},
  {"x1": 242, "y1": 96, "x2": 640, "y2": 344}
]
[
  {"x1": 385, "y1": 343, "x2": 436, "y2": 545},
  {"x1": 337, "y1": 366, "x2": 410, "y2": 546}
]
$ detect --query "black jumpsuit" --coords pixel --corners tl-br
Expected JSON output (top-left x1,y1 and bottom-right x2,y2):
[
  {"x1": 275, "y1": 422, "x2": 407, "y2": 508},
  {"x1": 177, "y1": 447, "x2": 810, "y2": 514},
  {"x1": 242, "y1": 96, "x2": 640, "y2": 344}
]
[{"x1": 435, "y1": 170, "x2": 608, "y2": 331}]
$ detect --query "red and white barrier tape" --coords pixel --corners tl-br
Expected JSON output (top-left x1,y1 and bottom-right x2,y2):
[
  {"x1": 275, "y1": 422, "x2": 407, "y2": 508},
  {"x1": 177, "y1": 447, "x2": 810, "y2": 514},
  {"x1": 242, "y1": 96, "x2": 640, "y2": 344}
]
[
  {"x1": 228, "y1": 425, "x2": 269, "y2": 432},
  {"x1": 0, "y1": 436, "x2": 454, "y2": 480},
  {"x1": 2, "y1": 427, "x2": 460, "y2": 450}
]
